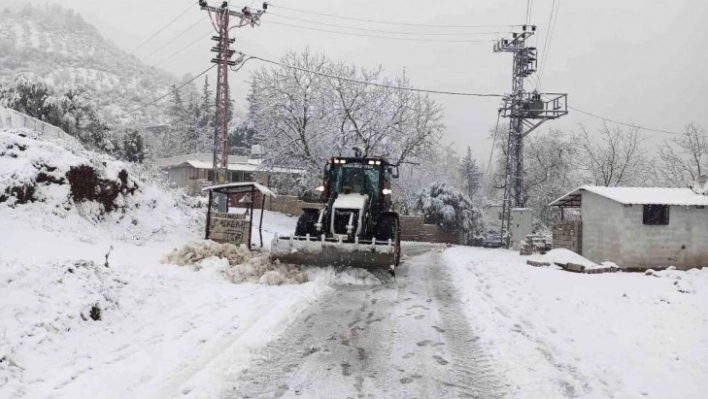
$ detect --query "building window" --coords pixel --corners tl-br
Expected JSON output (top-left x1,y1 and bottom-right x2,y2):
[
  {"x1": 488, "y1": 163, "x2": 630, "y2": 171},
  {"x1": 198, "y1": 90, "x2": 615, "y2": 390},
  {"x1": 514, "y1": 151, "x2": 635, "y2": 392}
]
[
  {"x1": 207, "y1": 170, "x2": 214, "y2": 182},
  {"x1": 643, "y1": 205, "x2": 669, "y2": 225}
]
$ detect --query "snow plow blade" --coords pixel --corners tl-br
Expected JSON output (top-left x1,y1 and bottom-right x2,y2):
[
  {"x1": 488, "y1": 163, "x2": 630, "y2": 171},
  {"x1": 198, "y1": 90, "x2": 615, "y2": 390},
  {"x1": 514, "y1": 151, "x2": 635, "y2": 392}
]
[{"x1": 271, "y1": 235, "x2": 397, "y2": 271}]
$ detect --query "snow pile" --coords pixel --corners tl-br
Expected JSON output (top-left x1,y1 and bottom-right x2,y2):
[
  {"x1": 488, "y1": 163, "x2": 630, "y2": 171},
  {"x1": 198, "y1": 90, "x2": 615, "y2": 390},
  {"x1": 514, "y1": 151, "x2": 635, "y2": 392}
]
[
  {"x1": 645, "y1": 266, "x2": 705, "y2": 294},
  {"x1": 163, "y1": 241, "x2": 308, "y2": 285},
  {"x1": 529, "y1": 247, "x2": 602, "y2": 269},
  {"x1": 0, "y1": 129, "x2": 203, "y2": 241},
  {"x1": 445, "y1": 247, "x2": 708, "y2": 398}
]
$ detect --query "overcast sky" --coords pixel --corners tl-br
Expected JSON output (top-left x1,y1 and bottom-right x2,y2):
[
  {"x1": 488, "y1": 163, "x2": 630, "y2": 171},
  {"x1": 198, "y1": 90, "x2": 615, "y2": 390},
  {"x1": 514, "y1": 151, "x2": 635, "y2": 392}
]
[{"x1": 10, "y1": 0, "x2": 708, "y2": 164}]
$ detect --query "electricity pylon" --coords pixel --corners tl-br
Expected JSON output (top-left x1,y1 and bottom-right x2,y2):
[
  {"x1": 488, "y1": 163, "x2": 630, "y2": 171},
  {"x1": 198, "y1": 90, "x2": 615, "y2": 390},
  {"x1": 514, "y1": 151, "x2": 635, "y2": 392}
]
[
  {"x1": 199, "y1": 0, "x2": 266, "y2": 210},
  {"x1": 493, "y1": 25, "x2": 568, "y2": 243}
]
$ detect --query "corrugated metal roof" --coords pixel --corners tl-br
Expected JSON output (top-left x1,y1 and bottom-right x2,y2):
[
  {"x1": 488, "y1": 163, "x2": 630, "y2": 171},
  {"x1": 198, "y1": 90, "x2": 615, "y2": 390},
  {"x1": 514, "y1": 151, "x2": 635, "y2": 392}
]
[
  {"x1": 202, "y1": 182, "x2": 276, "y2": 197},
  {"x1": 550, "y1": 186, "x2": 708, "y2": 207}
]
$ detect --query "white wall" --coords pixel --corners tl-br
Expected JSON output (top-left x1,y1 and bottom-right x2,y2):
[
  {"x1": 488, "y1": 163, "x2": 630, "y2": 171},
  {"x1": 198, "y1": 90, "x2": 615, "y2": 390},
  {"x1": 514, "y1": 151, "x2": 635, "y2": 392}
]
[
  {"x1": 581, "y1": 192, "x2": 624, "y2": 264},
  {"x1": 582, "y1": 191, "x2": 708, "y2": 269}
]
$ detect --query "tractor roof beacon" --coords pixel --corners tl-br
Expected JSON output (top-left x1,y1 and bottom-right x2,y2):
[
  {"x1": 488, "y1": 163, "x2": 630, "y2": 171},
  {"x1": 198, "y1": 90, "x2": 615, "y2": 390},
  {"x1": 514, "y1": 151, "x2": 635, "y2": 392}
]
[{"x1": 271, "y1": 155, "x2": 402, "y2": 275}]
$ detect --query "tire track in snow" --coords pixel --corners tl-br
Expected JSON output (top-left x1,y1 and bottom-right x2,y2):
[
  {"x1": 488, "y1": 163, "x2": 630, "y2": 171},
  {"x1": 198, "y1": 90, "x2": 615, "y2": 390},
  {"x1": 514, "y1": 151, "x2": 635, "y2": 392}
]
[{"x1": 222, "y1": 245, "x2": 505, "y2": 398}]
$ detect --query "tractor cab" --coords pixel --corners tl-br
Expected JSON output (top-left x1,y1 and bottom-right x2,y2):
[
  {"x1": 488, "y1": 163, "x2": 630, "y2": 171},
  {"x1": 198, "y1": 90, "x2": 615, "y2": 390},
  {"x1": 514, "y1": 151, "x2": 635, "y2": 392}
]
[{"x1": 322, "y1": 157, "x2": 398, "y2": 215}]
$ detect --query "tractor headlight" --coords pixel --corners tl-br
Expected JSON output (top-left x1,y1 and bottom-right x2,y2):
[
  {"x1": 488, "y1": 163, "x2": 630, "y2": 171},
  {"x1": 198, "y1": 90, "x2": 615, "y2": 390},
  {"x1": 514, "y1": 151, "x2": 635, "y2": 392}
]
[
  {"x1": 316, "y1": 185, "x2": 325, "y2": 192},
  {"x1": 382, "y1": 188, "x2": 392, "y2": 195}
]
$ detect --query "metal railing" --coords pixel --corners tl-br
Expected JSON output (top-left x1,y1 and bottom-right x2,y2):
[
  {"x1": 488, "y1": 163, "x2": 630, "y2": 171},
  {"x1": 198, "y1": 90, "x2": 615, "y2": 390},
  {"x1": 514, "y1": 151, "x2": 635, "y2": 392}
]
[{"x1": 0, "y1": 106, "x2": 84, "y2": 153}]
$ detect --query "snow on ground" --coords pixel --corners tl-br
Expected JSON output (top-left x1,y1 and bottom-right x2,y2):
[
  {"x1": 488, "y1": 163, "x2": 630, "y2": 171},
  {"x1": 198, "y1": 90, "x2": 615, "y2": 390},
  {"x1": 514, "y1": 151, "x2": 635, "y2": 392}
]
[
  {"x1": 444, "y1": 246, "x2": 708, "y2": 399},
  {"x1": 0, "y1": 129, "x2": 376, "y2": 398}
]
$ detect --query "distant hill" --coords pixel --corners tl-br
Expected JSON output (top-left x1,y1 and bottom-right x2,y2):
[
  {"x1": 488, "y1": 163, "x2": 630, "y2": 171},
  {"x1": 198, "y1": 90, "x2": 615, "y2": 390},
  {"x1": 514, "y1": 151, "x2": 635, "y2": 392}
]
[{"x1": 0, "y1": 4, "x2": 184, "y2": 127}]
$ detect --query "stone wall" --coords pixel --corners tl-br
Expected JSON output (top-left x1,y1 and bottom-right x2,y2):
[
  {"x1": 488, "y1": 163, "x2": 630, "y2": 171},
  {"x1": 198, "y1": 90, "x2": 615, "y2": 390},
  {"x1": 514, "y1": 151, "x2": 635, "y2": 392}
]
[
  {"x1": 399, "y1": 216, "x2": 460, "y2": 244},
  {"x1": 552, "y1": 220, "x2": 582, "y2": 254}
]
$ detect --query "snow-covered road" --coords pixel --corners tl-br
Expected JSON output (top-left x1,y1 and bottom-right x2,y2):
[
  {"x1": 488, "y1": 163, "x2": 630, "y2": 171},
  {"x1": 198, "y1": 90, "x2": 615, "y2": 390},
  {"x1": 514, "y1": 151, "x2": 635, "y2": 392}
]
[{"x1": 223, "y1": 244, "x2": 505, "y2": 398}]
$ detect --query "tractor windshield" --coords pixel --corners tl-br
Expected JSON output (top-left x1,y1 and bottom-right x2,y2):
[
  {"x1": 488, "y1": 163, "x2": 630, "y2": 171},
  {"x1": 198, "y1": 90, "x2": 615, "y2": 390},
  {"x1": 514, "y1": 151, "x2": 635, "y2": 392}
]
[{"x1": 333, "y1": 163, "x2": 381, "y2": 199}]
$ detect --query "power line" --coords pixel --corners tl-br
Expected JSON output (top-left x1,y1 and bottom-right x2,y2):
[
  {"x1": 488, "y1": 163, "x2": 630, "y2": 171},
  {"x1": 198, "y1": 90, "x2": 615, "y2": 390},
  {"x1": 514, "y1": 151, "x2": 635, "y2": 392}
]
[
  {"x1": 239, "y1": 51, "x2": 504, "y2": 97},
  {"x1": 143, "y1": 15, "x2": 208, "y2": 61},
  {"x1": 265, "y1": 20, "x2": 497, "y2": 43},
  {"x1": 267, "y1": 12, "x2": 511, "y2": 36},
  {"x1": 483, "y1": 110, "x2": 503, "y2": 186},
  {"x1": 126, "y1": 64, "x2": 217, "y2": 116},
  {"x1": 537, "y1": 0, "x2": 561, "y2": 88},
  {"x1": 151, "y1": 31, "x2": 213, "y2": 67},
  {"x1": 534, "y1": 0, "x2": 556, "y2": 90},
  {"x1": 568, "y1": 106, "x2": 693, "y2": 136},
  {"x1": 268, "y1": 3, "x2": 520, "y2": 29},
  {"x1": 131, "y1": 1, "x2": 198, "y2": 54}
]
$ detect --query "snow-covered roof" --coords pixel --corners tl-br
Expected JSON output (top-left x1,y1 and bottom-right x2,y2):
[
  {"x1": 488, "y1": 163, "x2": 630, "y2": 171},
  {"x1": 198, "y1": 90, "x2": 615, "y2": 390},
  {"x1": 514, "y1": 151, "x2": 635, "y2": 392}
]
[
  {"x1": 157, "y1": 156, "x2": 303, "y2": 174},
  {"x1": 201, "y1": 182, "x2": 276, "y2": 197},
  {"x1": 155, "y1": 153, "x2": 248, "y2": 168},
  {"x1": 550, "y1": 186, "x2": 708, "y2": 207}
]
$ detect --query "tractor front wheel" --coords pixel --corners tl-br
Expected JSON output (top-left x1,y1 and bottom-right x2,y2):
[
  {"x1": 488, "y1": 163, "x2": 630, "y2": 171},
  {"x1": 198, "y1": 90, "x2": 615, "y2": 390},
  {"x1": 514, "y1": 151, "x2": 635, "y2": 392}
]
[
  {"x1": 295, "y1": 211, "x2": 319, "y2": 237},
  {"x1": 374, "y1": 214, "x2": 401, "y2": 266}
]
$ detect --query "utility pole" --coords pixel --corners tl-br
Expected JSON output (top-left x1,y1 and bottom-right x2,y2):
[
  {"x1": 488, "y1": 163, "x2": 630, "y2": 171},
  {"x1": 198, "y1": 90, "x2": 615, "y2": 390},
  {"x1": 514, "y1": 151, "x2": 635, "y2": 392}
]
[
  {"x1": 493, "y1": 24, "x2": 568, "y2": 245},
  {"x1": 199, "y1": 0, "x2": 266, "y2": 211}
]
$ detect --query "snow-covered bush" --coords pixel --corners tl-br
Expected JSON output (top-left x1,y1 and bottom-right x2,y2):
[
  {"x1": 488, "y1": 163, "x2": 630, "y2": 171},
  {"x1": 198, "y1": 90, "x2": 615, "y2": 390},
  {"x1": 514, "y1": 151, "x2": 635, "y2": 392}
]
[{"x1": 416, "y1": 182, "x2": 482, "y2": 244}]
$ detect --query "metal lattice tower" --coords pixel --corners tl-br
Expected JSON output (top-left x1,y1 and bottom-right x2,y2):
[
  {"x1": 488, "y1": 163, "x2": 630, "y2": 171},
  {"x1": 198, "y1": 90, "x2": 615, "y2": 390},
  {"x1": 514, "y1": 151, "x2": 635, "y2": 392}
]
[
  {"x1": 493, "y1": 25, "x2": 568, "y2": 242},
  {"x1": 199, "y1": 0, "x2": 266, "y2": 210}
]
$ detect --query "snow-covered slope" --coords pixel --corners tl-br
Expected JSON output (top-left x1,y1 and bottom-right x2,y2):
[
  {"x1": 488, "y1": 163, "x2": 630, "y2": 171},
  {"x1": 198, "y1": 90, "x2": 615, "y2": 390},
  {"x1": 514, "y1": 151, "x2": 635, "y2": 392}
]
[
  {"x1": 0, "y1": 5, "x2": 177, "y2": 125},
  {"x1": 0, "y1": 129, "x2": 381, "y2": 398}
]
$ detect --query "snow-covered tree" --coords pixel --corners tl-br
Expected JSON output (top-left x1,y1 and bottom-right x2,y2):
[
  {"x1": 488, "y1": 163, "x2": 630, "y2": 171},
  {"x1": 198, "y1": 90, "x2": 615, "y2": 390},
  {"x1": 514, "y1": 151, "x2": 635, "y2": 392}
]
[
  {"x1": 458, "y1": 147, "x2": 481, "y2": 199},
  {"x1": 571, "y1": 123, "x2": 650, "y2": 187},
  {"x1": 657, "y1": 124, "x2": 708, "y2": 188},
  {"x1": 122, "y1": 128, "x2": 145, "y2": 163},
  {"x1": 248, "y1": 49, "x2": 444, "y2": 173},
  {"x1": 415, "y1": 182, "x2": 482, "y2": 244},
  {"x1": 486, "y1": 127, "x2": 581, "y2": 228},
  {"x1": 393, "y1": 144, "x2": 460, "y2": 215},
  {"x1": 249, "y1": 49, "x2": 333, "y2": 172}
]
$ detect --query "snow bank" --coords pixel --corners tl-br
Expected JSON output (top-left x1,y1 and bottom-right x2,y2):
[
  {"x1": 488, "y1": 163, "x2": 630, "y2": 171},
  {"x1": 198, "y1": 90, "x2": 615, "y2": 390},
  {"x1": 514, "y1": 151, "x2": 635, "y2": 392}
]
[
  {"x1": 0, "y1": 129, "x2": 204, "y2": 241},
  {"x1": 162, "y1": 240, "x2": 308, "y2": 285},
  {"x1": 444, "y1": 246, "x2": 708, "y2": 398},
  {"x1": 528, "y1": 248, "x2": 601, "y2": 269}
]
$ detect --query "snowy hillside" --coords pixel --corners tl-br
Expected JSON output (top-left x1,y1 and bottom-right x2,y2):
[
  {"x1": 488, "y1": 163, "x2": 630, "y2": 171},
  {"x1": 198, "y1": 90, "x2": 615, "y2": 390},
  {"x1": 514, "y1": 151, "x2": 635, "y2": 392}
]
[{"x1": 0, "y1": 5, "x2": 177, "y2": 125}]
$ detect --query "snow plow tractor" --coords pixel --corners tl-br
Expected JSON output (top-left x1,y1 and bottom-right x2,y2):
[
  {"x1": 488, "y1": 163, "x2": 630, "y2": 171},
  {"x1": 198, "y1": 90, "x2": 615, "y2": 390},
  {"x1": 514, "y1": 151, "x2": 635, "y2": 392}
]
[{"x1": 271, "y1": 155, "x2": 401, "y2": 274}]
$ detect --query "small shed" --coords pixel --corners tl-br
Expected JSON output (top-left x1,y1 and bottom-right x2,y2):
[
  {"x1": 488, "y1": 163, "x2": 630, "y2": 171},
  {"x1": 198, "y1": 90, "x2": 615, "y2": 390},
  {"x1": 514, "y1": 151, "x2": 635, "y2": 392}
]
[
  {"x1": 550, "y1": 186, "x2": 708, "y2": 270},
  {"x1": 202, "y1": 182, "x2": 276, "y2": 249}
]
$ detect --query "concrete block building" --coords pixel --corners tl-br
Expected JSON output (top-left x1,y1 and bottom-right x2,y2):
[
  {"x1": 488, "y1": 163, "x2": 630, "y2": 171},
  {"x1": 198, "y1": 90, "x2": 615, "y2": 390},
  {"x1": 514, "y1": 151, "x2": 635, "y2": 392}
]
[{"x1": 550, "y1": 186, "x2": 708, "y2": 270}]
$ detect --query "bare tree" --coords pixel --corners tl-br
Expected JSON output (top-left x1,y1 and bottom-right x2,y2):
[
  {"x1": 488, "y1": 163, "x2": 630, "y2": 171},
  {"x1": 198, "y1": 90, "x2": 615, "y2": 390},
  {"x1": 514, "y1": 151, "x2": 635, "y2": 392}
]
[
  {"x1": 249, "y1": 49, "x2": 333, "y2": 172},
  {"x1": 248, "y1": 49, "x2": 443, "y2": 173},
  {"x1": 571, "y1": 123, "x2": 649, "y2": 186},
  {"x1": 484, "y1": 127, "x2": 580, "y2": 227},
  {"x1": 657, "y1": 124, "x2": 708, "y2": 187}
]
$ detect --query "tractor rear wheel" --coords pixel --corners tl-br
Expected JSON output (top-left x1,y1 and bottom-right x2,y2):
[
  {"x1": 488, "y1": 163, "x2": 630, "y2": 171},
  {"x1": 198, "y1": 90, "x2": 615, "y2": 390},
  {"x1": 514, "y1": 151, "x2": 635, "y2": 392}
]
[{"x1": 295, "y1": 211, "x2": 319, "y2": 237}]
